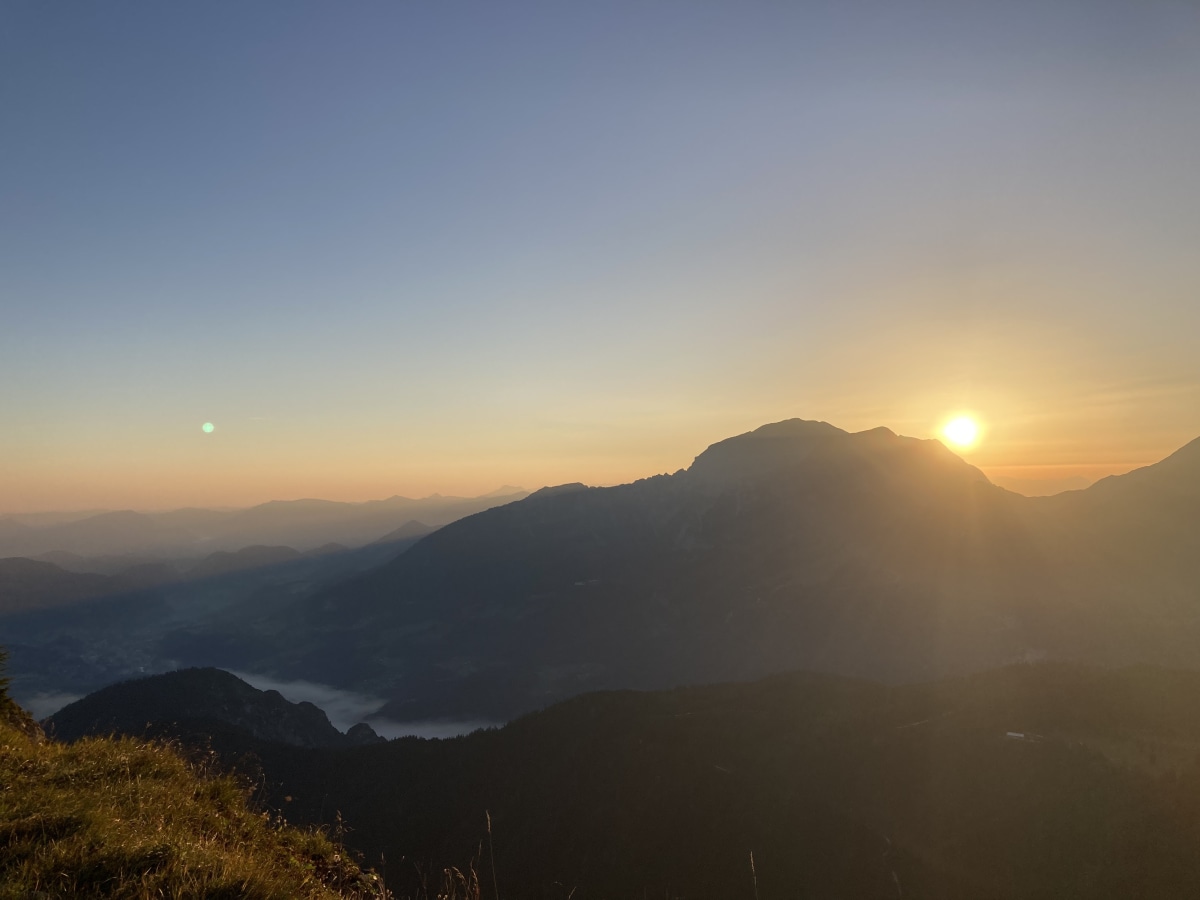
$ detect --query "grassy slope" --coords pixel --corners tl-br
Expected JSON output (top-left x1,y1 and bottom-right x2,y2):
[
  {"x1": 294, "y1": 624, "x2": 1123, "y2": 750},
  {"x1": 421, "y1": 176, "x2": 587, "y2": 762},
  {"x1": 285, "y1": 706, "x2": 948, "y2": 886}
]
[{"x1": 0, "y1": 702, "x2": 389, "y2": 899}]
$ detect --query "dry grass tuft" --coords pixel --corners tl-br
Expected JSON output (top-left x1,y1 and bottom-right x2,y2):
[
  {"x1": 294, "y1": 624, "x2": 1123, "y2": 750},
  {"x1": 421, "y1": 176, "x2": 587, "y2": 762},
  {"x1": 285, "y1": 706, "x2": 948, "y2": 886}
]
[{"x1": 0, "y1": 708, "x2": 390, "y2": 899}]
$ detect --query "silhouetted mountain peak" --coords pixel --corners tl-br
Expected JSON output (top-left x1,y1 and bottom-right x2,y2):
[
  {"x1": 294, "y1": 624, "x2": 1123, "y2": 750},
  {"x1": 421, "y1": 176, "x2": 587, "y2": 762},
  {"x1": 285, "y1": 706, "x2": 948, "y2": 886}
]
[
  {"x1": 480, "y1": 485, "x2": 528, "y2": 497},
  {"x1": 687, "y1": 419, "x2": 845, "y2": 482},
  {"x1": 345, "y1": 721, "x2": 384, "y2": 745},
  {"x1": 528, "y1": 483, "x2": 591, "y2": 499},
  {"x1": 686, "y1": 418, "x2": 979, "y2": 489},
  {"x1": 46, "y1": 668, "x2": 375, "y2": 749},
  {"x1": 853, "y1": 424, "x2": 899, "y2": 443}
]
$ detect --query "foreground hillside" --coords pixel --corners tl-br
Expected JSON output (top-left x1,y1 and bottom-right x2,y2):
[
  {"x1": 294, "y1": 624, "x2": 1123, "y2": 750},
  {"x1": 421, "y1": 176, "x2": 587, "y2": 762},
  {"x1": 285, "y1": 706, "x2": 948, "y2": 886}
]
[
  {"x1": 55, "y1": 662, "x2": 1200, "y2": 899},
  {"x1": 0, "y1": 670, "x2": 388, "y2": 898}
]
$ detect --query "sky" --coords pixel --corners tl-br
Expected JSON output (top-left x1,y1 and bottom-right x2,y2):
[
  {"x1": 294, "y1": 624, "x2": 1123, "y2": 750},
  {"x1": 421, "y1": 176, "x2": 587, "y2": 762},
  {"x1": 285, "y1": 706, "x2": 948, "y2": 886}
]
[{"x1": 3, "y1": 0, "x2": 1199, "y2": 512}]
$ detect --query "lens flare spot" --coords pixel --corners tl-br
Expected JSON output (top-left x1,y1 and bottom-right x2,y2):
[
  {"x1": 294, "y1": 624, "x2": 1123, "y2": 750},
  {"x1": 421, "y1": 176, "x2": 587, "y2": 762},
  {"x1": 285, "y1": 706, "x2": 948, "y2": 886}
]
[
  {"x1": 941, "y1": 416, "x2": 980, "y2": 449},
  {"x1": 201, "y1": 422, "x2": 215, "y2": 434}
]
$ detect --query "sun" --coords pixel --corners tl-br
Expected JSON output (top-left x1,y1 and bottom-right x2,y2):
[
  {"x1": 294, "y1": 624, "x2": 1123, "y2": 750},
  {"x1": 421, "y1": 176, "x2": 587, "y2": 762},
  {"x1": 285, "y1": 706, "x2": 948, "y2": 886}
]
[{"x1": 941, "y1": 415, "x2": 980, "y2": 449}]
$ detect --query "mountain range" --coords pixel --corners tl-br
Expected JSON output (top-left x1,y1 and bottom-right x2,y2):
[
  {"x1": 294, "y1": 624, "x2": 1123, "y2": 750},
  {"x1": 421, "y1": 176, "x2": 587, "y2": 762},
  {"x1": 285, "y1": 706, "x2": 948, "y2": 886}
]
[
  {"x1": 0, "y1": 489, "x2": 528, "y2": 559},
  {"x1": 9, "y1": 416, "x2": 1200, "y2": 898},
  {"x1": 231, "y1": 419, "x2": 1200, "y2": 719},
  {"x1": 5, "y1": 419, "x2": 1200, "y2": 725}
]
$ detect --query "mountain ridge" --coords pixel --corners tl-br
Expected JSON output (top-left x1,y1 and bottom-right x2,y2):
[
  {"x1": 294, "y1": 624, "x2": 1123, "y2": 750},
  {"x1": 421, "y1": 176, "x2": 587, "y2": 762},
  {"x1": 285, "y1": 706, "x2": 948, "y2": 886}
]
[
  {"x1": 0, "y1": 489, "x2": 530, "y2": 560},
  {"x1": 263, "y1": 418, "x2": 1200, "y2": 720},
  {"x1": 8, "y1": 418, "x2": 1200, "y2": 725}
]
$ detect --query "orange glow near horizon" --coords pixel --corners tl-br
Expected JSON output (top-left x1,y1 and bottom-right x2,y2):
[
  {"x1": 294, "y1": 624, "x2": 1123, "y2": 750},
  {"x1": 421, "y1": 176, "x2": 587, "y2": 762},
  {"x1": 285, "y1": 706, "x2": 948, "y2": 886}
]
[
  {"x1": 5, "y1": 4, "x2": 1200, "y2": 517},
  {"x1": 1, "y1": 378, "x2": 1195, "y2": 515},
  {"x1": 0, "y1": 411, "x2": 1173, "y2": 514}
]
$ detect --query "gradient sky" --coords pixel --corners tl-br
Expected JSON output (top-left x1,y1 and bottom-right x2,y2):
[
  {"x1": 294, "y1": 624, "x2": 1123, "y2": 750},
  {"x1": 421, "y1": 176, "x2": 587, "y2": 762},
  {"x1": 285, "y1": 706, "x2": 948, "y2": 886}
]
[{"x1": 3, "y1": 0, "x2": 1199, "y2": 512}]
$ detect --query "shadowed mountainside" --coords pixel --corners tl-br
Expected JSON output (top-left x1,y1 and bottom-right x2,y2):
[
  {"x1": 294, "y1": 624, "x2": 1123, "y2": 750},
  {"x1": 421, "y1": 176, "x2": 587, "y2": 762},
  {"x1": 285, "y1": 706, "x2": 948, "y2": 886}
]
[
  {"x1": 7, "y1": 419, "x2": 1200, "y2": 725},
  {"x1": 186, "y1": 545, "x2": 306, "y2": 580},
  {"x1": 243, "y1": 419, "x2": 1199, "y2": 720},
  {"x1": 0, "y1": 557, "x2": 151, "y2": 616},
  {"x1": 0, "y1": 558, "x2": 111, "y2": 615}
]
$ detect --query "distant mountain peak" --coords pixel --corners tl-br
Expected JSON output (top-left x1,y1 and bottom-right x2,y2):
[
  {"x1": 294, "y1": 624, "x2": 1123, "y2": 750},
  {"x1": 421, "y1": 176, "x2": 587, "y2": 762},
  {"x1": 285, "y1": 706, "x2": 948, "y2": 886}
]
[
  {"x1": 855, "y1": 425, "x2": 897, "y2": 439},
  {"x1": 480, "y1": 485, "x2": 528, "y2": 498},
  {"x1": 528, "y1": 483, "x2": 590, "y2": 499},
  {"x1": 684, "y1": 418, "x2": 989, "y2": 491},
  {"x1": 687, "y1": 419, "x2": 845, "y2": 481}
]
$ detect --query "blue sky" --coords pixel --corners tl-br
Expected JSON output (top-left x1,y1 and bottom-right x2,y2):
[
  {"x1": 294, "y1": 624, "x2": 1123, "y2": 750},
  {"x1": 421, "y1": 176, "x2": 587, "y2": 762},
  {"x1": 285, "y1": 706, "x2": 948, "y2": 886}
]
[{"x1": 3, "y1": 1, "x2": 1199, "y2": 510}]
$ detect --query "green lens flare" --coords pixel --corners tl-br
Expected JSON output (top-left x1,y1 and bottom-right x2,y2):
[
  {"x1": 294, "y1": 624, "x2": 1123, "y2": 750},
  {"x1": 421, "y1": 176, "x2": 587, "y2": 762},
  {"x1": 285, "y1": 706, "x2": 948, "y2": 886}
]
[{"x1": 201, "y1": 422, "x2": 215, "y2": 433}]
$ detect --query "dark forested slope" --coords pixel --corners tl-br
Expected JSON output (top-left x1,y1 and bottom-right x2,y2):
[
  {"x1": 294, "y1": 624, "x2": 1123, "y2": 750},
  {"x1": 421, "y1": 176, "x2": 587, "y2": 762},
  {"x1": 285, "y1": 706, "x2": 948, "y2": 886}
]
[{"x1": 51, "y1": 662, "x2": 1200, "y2": 900}]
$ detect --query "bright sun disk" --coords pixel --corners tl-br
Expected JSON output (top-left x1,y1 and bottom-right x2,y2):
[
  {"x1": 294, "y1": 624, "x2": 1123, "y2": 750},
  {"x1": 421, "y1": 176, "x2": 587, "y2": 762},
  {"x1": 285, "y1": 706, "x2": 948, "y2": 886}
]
[{"x1": 942, "y1": 416, "x2": 979, "y2": 449}]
